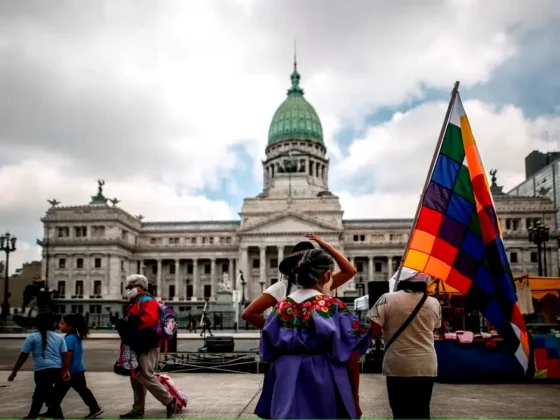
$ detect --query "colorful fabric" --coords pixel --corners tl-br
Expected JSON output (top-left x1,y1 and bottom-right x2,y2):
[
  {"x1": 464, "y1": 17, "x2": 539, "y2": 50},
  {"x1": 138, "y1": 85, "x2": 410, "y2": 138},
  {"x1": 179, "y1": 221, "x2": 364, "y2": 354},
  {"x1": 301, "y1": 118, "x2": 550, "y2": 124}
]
[
  {"x1": 256, "y1": 294, "x2": 371, "y2": 419},
  {"x1": 402, "y1": 93, "x2": 529, "y2": 372},
  {"x1": 533, "y1": 334, "x2": 560, "y2": 379},
  {"x1": 156, "y1": 373, "x2": 188, "y2": 409}
]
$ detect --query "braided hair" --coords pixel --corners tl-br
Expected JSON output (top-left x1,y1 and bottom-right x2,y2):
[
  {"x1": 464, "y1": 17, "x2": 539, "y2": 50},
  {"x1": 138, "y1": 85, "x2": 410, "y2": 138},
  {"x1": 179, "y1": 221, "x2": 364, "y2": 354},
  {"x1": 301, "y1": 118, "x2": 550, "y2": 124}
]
[
  {"x1": 293, "y1": 249, "x2": 335, "y2": 288},
  {"x1": 35, "y1": 312, "x2": 56, "y2": 359}
]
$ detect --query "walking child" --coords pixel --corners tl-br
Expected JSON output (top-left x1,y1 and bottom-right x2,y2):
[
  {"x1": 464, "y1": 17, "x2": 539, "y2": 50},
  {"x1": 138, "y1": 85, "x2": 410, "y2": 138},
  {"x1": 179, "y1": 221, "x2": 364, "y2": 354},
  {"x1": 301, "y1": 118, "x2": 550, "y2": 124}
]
[
  {"x1": 41, "y1": 313, "x2": 103, "y2": 419},
  {"x1": 7, "y1": 312, "x2": 71, "y2": 419}
]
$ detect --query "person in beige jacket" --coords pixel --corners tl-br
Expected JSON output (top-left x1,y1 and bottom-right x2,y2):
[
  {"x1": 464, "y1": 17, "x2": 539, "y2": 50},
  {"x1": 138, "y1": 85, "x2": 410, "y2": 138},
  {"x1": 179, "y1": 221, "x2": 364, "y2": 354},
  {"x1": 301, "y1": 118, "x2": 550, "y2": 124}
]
[{"x1": 367, "y1": 268, "x2": 442, "y2": 419}]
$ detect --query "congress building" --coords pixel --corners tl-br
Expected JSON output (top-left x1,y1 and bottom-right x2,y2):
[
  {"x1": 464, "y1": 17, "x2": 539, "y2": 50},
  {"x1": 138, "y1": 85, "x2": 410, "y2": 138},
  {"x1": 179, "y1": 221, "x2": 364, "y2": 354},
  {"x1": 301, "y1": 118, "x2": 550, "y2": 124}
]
[{"x1": 38, "y1": 63, "x2": 559, "y2": 323}]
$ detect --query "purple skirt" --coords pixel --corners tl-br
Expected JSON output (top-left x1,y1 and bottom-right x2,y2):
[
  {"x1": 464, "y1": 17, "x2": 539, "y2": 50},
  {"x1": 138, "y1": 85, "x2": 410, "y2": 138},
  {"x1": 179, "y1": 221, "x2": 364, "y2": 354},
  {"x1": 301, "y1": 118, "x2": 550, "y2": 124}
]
[{"x1": 255, "y1": 354, "x2": 357, "y2": 419}]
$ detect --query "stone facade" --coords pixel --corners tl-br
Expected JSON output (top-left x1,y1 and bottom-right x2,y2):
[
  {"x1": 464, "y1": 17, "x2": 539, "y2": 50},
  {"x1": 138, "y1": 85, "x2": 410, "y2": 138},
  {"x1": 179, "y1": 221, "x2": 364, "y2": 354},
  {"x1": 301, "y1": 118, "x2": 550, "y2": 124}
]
[
  {"x1": 0, "y1": 261, "x2": 42, "y2": 313},
  {"x1": 38, "y1": 64, "x2": 559, "y2": 318},
  {"x1": 39, "y1": 167, "x2": 559, "y2": 318}
]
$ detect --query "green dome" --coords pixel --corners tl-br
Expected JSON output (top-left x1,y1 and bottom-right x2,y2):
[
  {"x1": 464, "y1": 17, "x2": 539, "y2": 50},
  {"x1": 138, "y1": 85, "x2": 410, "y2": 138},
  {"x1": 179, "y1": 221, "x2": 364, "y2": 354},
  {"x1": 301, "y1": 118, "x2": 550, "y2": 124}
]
[{"x1": 267, "y1": 63, "x2": 324, "y2": 146}]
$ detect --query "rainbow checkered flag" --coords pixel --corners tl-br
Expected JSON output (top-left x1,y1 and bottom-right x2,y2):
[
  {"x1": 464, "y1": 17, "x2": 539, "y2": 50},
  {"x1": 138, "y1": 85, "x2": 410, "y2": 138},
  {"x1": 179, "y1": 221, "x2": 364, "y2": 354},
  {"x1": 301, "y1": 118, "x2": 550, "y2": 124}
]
[{"x1": 402, "y1": 83, "x2": 529, "y2": 372}]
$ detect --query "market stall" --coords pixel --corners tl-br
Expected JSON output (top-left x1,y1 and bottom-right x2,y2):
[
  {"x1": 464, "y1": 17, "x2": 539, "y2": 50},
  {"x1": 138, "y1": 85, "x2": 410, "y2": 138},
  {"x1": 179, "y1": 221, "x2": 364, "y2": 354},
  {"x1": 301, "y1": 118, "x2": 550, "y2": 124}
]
[{"x1": 428, "y1": 277, "x2": 560, "y2": 380}]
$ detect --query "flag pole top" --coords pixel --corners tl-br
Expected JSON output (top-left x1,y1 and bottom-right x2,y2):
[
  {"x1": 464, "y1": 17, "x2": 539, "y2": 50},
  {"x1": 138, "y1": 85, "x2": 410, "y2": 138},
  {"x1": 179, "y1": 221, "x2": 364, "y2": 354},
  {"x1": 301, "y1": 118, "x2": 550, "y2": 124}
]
[{"x1": 453, "y1": 81, "x2": 460, "y2": 93}]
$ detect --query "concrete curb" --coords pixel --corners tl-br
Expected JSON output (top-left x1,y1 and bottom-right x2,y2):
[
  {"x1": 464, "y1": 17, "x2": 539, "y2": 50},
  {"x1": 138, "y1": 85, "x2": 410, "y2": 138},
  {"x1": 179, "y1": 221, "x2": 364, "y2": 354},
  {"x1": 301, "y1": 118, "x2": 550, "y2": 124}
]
[{"x1": 0, "y1": 332, "x2": 260, "y2": 340}]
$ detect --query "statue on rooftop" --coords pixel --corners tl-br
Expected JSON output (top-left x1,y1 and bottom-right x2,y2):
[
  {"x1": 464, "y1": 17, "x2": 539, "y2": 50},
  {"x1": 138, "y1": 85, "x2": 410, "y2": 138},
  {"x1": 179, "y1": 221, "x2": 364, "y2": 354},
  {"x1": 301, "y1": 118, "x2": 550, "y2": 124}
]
[
  {"x1": 47, "y1": 199, "x2": 60, "y2": 207},
  {"x1": 90, "y1": 179, "x2": 108, "y2": 205},
  {"x1": 98, "y1": 179, "x2": 105, "y2": 195},
  {"x1": 489, "y1": 169, "x2": 498, "y2": 187}
]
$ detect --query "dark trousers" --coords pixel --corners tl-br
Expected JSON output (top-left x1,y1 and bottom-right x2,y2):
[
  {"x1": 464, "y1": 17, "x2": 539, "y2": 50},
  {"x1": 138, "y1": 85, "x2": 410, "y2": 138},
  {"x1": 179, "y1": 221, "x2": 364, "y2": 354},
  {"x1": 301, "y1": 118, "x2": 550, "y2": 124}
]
[
  {"x1": 48, "y1": 371, "x2": 100, "y2": 416},
  {"x1": 200, "y1": 326, "x2": 213, "y2": 336},
  {"x1": 28, "y1": 368, "x2": 64, "y2": 419},
  {"x1": 386, "y1": 376, "x2": 435, "y2": 419}
]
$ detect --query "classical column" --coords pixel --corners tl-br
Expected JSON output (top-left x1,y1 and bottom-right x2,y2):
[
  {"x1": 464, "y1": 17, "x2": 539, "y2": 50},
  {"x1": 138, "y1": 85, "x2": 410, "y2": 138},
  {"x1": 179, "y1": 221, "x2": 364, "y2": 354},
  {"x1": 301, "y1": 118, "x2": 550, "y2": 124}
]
[
  {"x1": 41, "y1": 254, "x2": 48, "y2": 283},
  {"x1": 192, "y1": 258, "x2": 199, "y2": 300},
  {"x1": 368, "y1": 257, "x2": 374, "y2": 283},
  {"x1": 174, "y1": 259, "x2": 180, "y2": 301},
  {"x1": 84, "y1": 253, "x2": 91, "y2": 298},
  {"x1": 140, "y1": 260, "x2": 146, "y2": 276},
  {"x1": 68, "y1": 255, "x2": 75, "y2": 296},
  {"x1": 259, "y1": 246, "x2": 267, "y2": 288},
  {"x1": 103, "y1": 254, "x2": 110, "y2": 296},
  {"x1": 228, "y1": 258, "x2": 234, "y2": 288},
  {"x1": 388, "y1": 256, "x2": 394, "y2": 277},
  {"x1": 157, "y1": 259, "x2": 162, "y2": 297},
  {"x1": 210, "y1": 258, "x2": 216, "y2": 299},
  {"x1": 108, "y1": 254, "x2": 121, "y2": 299},
  {"x1": 277, "y1": 246, "x2": 284, "y2": 279}
]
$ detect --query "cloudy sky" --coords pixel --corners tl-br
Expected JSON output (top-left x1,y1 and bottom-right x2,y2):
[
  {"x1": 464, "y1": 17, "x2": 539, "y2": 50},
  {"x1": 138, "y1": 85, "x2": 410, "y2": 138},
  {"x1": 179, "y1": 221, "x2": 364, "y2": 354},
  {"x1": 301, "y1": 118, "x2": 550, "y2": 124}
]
[{"x1": 1, "y1": 0, "x2": 560, "y2": 272}]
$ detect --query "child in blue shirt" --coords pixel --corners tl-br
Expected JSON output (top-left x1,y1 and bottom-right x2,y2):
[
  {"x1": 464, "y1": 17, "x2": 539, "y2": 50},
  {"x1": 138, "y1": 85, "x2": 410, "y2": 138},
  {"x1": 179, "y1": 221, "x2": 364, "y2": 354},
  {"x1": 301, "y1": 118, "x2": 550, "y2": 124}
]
[
  {"x1": 8, "y1": 312, "x2": 70, "y2": 419},
  {"x1": 41, "y1": 313, "x2": 103, "y2": 419}
]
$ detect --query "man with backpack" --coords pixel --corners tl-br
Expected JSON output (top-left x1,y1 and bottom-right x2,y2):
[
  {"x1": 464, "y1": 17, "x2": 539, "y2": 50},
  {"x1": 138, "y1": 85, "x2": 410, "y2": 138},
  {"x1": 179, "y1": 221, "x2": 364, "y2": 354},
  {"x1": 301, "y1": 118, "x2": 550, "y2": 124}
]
[{"x1": 117, "y1": 274, "x2": 178, "y2": 419}]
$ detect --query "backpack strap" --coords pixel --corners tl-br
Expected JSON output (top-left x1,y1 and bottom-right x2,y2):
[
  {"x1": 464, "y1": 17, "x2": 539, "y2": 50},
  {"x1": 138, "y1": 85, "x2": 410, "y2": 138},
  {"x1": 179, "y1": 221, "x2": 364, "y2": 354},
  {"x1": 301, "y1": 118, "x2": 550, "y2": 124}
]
[
  {"x1": 136, "y1": 294, "x2": 154, "y2": 315},
  {"x1": 384, "y1": 293, "x2": 428, "y2": 352}
]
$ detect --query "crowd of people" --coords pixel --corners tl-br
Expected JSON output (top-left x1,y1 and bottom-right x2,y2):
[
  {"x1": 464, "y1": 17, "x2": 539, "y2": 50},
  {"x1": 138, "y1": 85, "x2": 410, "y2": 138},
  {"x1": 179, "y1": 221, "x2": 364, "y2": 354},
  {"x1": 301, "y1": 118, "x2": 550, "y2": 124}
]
[{"x1": 7, "y1": 233, "x2": 442, "y2": 419}]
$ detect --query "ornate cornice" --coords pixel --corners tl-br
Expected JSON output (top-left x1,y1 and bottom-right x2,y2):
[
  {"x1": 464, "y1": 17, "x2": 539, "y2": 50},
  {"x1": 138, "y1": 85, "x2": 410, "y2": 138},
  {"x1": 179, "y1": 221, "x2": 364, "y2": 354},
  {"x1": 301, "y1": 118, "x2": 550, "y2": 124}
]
[
  {"x1": 38, "y1": 237, "x2": 137, "y2": 252},
  {"x1": 238, "y1": 210, "x2": 341, "y2": 233}
]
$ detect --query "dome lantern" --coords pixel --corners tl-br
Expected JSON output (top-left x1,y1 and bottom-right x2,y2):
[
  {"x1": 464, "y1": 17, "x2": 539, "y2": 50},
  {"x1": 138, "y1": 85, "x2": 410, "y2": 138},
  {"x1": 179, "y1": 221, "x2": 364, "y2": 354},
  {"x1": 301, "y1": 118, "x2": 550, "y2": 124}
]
[{"x1": 267, "y1": 58, "x2": 324, "y2": 147}]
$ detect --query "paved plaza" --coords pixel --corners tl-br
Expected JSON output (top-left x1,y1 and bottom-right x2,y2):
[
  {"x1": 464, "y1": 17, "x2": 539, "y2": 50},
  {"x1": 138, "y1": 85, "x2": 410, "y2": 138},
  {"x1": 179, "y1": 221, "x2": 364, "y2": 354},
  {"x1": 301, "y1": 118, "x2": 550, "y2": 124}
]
[
  {"x1": 0, "y1": 338, "x2": 260, "y2": 372},
  {"x1": 1, "y1": 371, "x2": 559, "y2": 418}
]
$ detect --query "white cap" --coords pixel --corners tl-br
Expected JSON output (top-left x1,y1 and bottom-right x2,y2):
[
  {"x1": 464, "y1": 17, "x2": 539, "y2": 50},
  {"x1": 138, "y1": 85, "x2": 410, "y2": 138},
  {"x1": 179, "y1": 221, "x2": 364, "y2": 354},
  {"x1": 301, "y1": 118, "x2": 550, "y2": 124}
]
[{"x1": 390, "y1": 267, "x2": 428, "y2": 291}]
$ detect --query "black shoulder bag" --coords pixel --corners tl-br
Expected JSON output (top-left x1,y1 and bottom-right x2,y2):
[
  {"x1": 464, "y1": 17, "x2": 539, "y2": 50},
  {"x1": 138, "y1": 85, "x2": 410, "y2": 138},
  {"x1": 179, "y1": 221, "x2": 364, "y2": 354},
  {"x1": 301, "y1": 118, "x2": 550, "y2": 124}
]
[{"x1": 384, "y1": 293, "x2": 428, "y2": 351}]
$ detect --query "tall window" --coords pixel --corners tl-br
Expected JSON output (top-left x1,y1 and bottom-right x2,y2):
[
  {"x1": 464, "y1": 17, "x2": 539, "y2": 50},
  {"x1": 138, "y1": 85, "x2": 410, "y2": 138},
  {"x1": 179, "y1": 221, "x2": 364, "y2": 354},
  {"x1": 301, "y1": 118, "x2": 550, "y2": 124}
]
[
  {"x1": 71, "y1": 305, "x2": 84, "y2": 314},
  {"x1": 169, "y1": 264, "x2": 176, "y2": 275},
  {"x1": 94, "y1": 258, "x2": 102, "y2": 268},
  {"x1": 510, "y1": 252, "x2": 518, "y2": 263},
  {"x1": 76, "y1": 258, "x2": 84, "y2": 269},
  {"x1": 57, "y1": 227, "x2": 70, "y2": 238},
  {"x1": 57, "y1": 281, "x2": 66, "y2": 297},
  {"x1": 74, "y1": 226, "x2": 87, "y2": 237},
  {"x1": 94, "y1": 281, "x2": 102, "y2": 296},
  {"x1": 169, "y1": 285, "x2": 175, "y2": 300},
  {"x1": 58, "y1": 258, "x2": 66, "y2": 269},
  {"x1": 187, "y1": 285, "x2": 193, "y2": 299},
  {"x1": 204, "y1": 285, "x2": 212, "y2": 299},
  {"x1": 204, "y1": 264, "x2": 211, "y2": 274},
  {"x1": 75, "y1": 280, "x2": 84, "y2": 296}
]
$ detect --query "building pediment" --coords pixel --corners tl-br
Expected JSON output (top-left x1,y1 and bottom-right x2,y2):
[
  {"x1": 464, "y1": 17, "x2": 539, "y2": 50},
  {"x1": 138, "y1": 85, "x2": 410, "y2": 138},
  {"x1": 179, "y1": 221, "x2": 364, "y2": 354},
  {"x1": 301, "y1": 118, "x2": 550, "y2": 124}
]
[{"x1": 240, "y1": 211, "x2": 341, "y2": 235}]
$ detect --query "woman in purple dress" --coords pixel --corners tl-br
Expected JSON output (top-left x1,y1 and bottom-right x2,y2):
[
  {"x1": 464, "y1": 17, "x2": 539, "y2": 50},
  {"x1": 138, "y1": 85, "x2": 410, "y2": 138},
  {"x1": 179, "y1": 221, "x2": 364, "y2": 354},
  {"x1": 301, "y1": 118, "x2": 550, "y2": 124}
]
[{"x1": 256, "y1": 249, "x2": 371, "y2": 419}]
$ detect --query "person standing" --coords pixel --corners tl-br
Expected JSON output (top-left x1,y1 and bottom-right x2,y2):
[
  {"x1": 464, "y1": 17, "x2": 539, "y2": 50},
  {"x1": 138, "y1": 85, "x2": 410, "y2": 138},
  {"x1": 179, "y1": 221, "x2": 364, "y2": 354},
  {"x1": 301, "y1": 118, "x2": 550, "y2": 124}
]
[
  {"x1": 117, "y1": 274, "x2": 177, "y2": 419},
  {"x1": 255, "y1": 249, "x2": 370, "y2": 418},
  {"x1": 367, "y1": 268, "x2": 442, "y2": 419},
  {"x1": 7, "y1": 312, "x2": 71, "y2": 419},
  {"x1": 242, "y1": 233, "x2": 357, "y2": 329}
]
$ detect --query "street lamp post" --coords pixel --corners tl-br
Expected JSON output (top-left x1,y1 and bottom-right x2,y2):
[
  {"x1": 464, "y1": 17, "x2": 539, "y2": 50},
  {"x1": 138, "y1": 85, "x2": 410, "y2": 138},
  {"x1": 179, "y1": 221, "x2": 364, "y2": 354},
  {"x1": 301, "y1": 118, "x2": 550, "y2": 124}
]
[
  {"x1": 240, "y1": 272, "x2": 247, "y2": 330},
  {"x1": 528, "y1": 221, "x2": 550, "y2": 276},
  {"x1": 1, "y1": 232, "x2": 17, "y2": 319}
]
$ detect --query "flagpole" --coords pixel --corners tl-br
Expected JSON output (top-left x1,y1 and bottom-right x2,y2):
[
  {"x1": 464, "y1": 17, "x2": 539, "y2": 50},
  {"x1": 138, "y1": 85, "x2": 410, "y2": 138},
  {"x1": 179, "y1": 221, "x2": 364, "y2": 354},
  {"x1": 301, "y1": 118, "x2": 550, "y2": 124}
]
[{"x1": 393, "y1": 81, "x2": 461, "y2": 289}]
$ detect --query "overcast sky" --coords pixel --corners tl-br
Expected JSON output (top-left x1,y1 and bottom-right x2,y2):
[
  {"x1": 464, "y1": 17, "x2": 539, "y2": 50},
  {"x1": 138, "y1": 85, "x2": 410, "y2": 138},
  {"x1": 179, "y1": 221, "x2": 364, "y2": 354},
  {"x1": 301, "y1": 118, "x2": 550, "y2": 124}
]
[{"x1": 1, "y1": 0, "x2": 560, "y2": 272}]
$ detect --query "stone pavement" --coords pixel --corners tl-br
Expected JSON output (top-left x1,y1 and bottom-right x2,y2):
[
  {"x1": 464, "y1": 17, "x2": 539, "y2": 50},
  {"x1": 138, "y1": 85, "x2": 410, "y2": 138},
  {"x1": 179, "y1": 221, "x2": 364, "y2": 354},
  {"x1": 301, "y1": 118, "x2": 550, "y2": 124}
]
[{"x1": 1, "y1": 372, "x2": 559, "y2": 418}]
